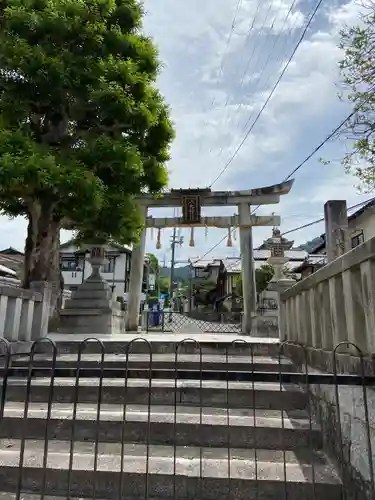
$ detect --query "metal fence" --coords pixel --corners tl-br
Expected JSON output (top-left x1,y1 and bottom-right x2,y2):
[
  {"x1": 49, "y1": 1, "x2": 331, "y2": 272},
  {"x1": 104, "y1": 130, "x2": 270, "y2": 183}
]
[
  {"x1": 0, "y1": 337, "x2": 374, "y2": 500},
  {"x1": 146, "y1": 310, "x2": 242, "y2": 333}
]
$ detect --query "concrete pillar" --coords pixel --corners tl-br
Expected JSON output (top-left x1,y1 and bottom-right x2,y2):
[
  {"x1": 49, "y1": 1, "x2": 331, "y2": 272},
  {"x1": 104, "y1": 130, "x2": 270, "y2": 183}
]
[
  {"x1": 324, "y1": 200, "x2": 349, "y2": 262},
  {"x1": 19, "y1": 298, "x2": 35, "y2": 342},
  {"x1": 4, "y1": 296, "x2": 22, "y2": 342},
  {"x1": 126, "y1": 205, "x2": 148, "y2": 331},
  {"x1": 0, "y1": 295, "x2": 8, "y2": 338},
  {"x1": 328, "y1": 275, "x2": 347, "y2": 347},
  {"x1": 360, "y1": 259, "x2": 375, "y2": 353},
  {"x1": 30, "y1": 281, "x2": 52, "y2": 340},
  {"x1": 238, "y1": 203, "x2": 255, "y2": 335}
]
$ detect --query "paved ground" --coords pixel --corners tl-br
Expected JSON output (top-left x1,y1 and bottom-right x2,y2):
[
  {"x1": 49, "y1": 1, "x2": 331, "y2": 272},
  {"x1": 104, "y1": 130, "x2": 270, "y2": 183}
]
[
  {"x1": 48, "y1": 332, "x2": 279, "y2": 343},
  {"x1": 147, "y1": 311, "x2": 243, "y2": 335}
]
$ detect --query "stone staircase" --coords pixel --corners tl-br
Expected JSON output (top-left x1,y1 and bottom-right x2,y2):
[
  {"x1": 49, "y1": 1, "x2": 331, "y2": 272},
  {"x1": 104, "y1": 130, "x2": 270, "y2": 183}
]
[{"x1": 0, "y1": 338, "x2": 342, "y2": 499}]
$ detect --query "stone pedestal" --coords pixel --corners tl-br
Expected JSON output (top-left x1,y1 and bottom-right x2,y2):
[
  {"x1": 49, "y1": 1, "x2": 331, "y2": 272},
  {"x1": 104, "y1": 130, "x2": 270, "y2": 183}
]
[{"x1": 60, "y1": 247, "x2": 125, "y2": 335}]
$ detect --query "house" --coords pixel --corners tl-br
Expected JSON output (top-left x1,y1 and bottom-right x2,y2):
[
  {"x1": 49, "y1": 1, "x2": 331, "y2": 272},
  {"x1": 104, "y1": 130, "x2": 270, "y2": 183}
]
[
  {"x1": 0, "y1": 247, "x2": 24, "y2": 277},
  {"x1": 60, "y1": 240, "x2": 150, "y2": 299},
  {"x1": 291, "y1": 254, "x2": 327, "y2": 279},
  {"x1": 222, "y1": 248, "x2": 307, "y2": 295},
  {"x1": 192, "y1": 246, "x2": 307, "y2": 300}
]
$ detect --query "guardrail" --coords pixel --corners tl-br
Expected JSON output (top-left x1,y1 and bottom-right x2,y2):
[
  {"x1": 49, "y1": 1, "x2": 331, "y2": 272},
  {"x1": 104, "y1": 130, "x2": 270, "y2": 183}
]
[{"x1": 0, "y1": 338, "x2": 373, "y2": 499}]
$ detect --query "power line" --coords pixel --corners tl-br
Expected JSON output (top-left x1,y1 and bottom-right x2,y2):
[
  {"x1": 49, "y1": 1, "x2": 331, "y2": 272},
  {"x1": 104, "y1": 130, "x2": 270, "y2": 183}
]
[
  {"x1": 211, "y1": 0, "x2": 300, "y2": 162},
  {"x1": 283, "y1": 83, "x2": 375, "y2": 181},
  {"x1": 209, "y1": 0, "x2": 325, "y2": 188},
  {"x1": 197, "y1": 0, "x2": 244, "y2": 154},
  {"x1": 202, "y1": 0, "x2": 264, "y2": 158},
  {"x1": 236, "y1": 0, "x2": 300, "y2": 133},
  {"x1": 192, "y1": 229, "x2": 235, "y2": 264},
  {"x1": 281, "y1": 196, "x2": 375, "y2": 236},
  {"x1": 283, "y1": 110, "x2": 356, "y2": 181},
  {"x1": 193, "y1": 196, "x2": 375, "y2": 263}
]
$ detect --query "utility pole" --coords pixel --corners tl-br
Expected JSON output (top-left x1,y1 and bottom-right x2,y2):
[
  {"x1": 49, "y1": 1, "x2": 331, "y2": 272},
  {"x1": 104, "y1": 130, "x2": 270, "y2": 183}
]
[
  {"x1": 169, "y1": 229, "x2": 184, "y2": 310},
  {"x1": 174, "y1": 257, "x2": 199, "y2": 314},
  {"x1": 169, "y1": 227, "x2": 176, "y2": 305}
]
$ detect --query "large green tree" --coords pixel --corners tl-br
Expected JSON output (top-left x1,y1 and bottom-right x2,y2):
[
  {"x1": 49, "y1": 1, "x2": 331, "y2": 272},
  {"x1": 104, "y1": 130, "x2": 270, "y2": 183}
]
[
  {"x1": 338, "y1": 1, "x2": 375, "y2": 190},
  {"x1": 146, "y1": 252, "x2": 159, "y2": 274},
  {"x1": 0, "y1": 0, "x2": 174, "y2": 289}
]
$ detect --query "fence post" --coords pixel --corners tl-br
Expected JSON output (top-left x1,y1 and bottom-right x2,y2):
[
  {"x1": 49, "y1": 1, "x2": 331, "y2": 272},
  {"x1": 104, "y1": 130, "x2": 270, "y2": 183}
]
[
  {"x1": 19, "y1": 298, "x2": 35, "y2": 342},
  {"x1": 30, "y1": 281, "x2": 52, "y2": 340},
  {"x1": 4, "y1": 295, "x2": 22, "y2": 342}
]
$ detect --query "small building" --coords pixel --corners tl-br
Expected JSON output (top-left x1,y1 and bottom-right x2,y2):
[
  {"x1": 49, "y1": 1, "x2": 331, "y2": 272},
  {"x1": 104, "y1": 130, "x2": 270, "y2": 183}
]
[
  {"x1": 292, "y1": 254, "x2": 327, "y2": 279},
  {"x1": 0, "y1": 247, "x2": 24, "y2": 277},
  {"x1": 221, "y1": 248, "x2": 307, "y2": 296}
]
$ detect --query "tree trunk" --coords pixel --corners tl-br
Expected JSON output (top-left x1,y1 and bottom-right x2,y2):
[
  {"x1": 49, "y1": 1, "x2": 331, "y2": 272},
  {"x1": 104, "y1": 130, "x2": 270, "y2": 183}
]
[{"x1": 22, "y1": 202, "x2": 62, "y2": 328}]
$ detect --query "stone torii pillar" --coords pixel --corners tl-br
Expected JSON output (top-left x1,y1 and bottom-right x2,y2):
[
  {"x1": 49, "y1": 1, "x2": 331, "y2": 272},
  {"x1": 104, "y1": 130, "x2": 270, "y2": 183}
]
[
  {"x1": 125, "y1": 204, "x2": 148, "y2": 332},
  {"x1": 238, "y1": 203, "x2": 256, "y2": 335}
]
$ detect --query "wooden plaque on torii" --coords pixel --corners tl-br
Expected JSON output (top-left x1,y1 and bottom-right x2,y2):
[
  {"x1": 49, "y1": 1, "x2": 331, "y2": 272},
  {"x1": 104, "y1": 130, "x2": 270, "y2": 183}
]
[{"x1": 170, "y1": 188, "x2": 211, "y2": 225}]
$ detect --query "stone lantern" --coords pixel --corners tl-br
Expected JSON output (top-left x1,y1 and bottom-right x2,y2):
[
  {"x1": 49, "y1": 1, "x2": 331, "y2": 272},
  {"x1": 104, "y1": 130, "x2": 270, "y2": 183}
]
[
  {"x1": 263, "y1": 227, "x2": 294, "y2": 284},
  {"x1": 59, "y1": 245, "x2": 125, "y2": 335},
  {"x1": 253, "y1": 228, "x2": 295, "y2": 340}
]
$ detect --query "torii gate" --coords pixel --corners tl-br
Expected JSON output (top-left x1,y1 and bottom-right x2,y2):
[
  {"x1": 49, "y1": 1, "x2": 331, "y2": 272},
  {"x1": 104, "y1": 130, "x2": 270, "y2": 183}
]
[{"x1": 125, "y1": 180, "x2": 294, "y2": 334}]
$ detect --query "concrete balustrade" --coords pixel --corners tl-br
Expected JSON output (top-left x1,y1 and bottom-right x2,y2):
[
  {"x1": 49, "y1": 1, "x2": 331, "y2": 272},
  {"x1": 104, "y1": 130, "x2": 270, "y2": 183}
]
[
  {"x1": 280, "y1": 236, "x2": 375, "y2": 356},
  {"x1": 0, "y1": 283, "x2": 51, "y2": 343}
]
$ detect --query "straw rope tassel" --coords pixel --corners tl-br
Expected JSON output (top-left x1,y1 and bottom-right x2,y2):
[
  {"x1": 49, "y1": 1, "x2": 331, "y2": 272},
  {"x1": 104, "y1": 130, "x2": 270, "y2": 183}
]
[
  {"x1": 189, "y1": 227, "x2": 195, "y2": 247},
  {"x1": 156, "y1": 228, "x2": 161, "y2": 249},
  {"x1": 227, "y1": 227, "x2": 233, "y2": 247}
]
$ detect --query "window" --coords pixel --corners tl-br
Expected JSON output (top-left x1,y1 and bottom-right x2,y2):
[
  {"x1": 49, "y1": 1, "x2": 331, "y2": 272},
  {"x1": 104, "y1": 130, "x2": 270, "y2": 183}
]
[
  {"x1": 351, "y1": 230, "x2": 364, "y2": 248},
  {"x1": 102, "y1": 257, "x2": 115, "y2": 273},
  {"x1": 61, "y1": 258, "x2": 78, "y2": 271}
]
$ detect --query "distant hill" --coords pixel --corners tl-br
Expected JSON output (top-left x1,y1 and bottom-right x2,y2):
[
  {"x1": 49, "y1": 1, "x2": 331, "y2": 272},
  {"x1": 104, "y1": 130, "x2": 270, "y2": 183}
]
[
  {"x1": 159, "y1": 265, "x2": 190, "y2": 281},
  {"x1": 297, "y1": 236, "x2": 324, "y2": 253}
]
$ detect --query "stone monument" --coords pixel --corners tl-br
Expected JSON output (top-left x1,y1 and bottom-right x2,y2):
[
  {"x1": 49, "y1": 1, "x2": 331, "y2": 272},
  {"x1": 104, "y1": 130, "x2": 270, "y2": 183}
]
[
  {"x1": 265, "y1": 227, "x2": 295, "y2": 286},
  {"x1": 59, "y1": 246, "x2": 125, "y2": 334},
  {"x1": 253, "y1": 228, "x2": 295, "y2": 338}
]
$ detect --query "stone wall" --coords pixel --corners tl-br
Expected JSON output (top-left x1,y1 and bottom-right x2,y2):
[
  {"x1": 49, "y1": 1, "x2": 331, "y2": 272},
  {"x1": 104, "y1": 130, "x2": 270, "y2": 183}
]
[
  {"x1": 280, "y1": 236, "x2": 375, "y2": 354},
  {"x1": 0, "y1": 283, "x2": 51, "y2": 348},
  {"x1": 279, "y1": 234, "x2": 375, "y2": 500},
  {"x1": 286, "y1": 344, "x2": 375, "y2": 500}
]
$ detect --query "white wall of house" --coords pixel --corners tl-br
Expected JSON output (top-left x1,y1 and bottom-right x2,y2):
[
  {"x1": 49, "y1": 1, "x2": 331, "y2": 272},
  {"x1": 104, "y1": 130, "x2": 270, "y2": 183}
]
[
  {"x1": 60, "y1": 243, "x2": 132, "y2": 299},
  {"x1": 348, "y1": 204, "x2": 375, "y2": 248}
]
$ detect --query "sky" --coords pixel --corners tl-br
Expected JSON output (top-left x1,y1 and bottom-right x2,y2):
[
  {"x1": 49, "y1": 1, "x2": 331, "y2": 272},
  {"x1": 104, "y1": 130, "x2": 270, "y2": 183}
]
[{"x1": 0, "y1": 0, "x2": 372, "y2": 266}]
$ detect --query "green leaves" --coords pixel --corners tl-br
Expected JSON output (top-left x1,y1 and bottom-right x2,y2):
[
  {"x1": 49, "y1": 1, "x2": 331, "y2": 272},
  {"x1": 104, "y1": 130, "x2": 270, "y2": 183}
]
[
  {"x1": 338, "y1": 5, "x2": 375, "y2": 191},
  {"x1": 0, "y1": 0, "x2": 174, "y2": 242}
]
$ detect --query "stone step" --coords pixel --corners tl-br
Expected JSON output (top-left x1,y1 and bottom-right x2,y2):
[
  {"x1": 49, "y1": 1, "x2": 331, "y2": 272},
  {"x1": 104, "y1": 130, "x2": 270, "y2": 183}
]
[
  {"x1": 12, "y1": 353, "x2": 292, "y2": 373},
  {"x1": 0, "y1": 439, "x2": 342, "y2": 500},
  {"x1": 0, "y1": 495, "x2": 101, "y2": 500},
  {"x1": 34, "y1": 336, "x2": 281, "y2": 356},
  {"x1": 0, "y1": 403, "x2": 321, "y2": 450},
  {"x1": 3, "y1": 378, "x2": 307, "y2": 410}
]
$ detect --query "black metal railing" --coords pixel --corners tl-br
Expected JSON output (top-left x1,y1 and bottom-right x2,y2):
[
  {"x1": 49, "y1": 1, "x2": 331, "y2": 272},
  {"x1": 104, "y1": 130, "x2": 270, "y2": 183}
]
[
  {"x1": 0, "y1": 337, "x2": 373, "y2": 500},
  {"x1": 145, "y1": 310, "x2": 242, "y2": 333}
]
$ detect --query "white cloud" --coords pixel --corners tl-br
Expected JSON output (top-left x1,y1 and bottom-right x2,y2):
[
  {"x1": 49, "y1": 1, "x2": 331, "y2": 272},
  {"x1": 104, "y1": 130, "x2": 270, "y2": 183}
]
[{"x1": 1, "y1": 0, "x2": 371, "y2": 263}]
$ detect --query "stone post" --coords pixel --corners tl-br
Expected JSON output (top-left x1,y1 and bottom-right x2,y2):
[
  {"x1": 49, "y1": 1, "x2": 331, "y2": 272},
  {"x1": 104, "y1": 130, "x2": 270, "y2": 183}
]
[
  {"x1": 238, "y1": 203, "x2": 256, "y2": 335},
  {"x1": 324, "y1": 200, "x2": 349, "y2": 262},
  {"x1": 30, "y1": 281, "x2": 52, "y2": 340},
  {"x1": 126, "y1": 204, "x2": 148, "y2": 331}
]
